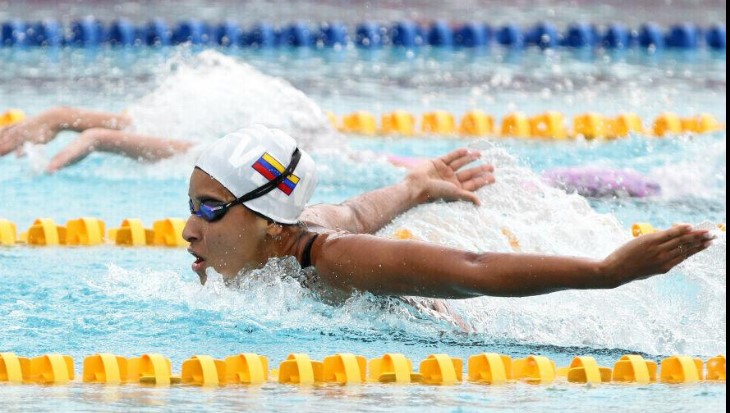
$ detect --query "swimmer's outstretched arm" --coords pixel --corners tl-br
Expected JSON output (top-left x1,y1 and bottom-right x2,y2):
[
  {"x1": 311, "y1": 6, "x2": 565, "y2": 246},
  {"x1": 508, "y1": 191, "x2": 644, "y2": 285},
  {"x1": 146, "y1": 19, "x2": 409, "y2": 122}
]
[
  {"x1": 311, "y1": 225, "x2": 714, "y2": 298},
  {"x1": 0, "y1": 106, "x2": 131, "y2": 156},
  {"x1": 46, "y1": 129, "x2": 194, "y2": 172},
  {"x1": 301, "y1": 149, "x2": 495, "y2": 234}
]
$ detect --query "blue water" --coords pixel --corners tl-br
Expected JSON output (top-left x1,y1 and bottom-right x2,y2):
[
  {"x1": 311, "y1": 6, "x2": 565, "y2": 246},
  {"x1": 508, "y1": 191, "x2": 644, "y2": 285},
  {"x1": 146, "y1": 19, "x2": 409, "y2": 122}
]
[{"x1": 0, "y1": 14, "x2": 726, "y2": 413}]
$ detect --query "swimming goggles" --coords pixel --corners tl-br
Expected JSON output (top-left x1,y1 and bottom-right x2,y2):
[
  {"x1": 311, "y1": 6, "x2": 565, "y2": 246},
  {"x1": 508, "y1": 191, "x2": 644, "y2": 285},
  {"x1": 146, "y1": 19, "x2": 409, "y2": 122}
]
[{"x1": 189, "y1": 148, "x2": 301, "y2": 222}]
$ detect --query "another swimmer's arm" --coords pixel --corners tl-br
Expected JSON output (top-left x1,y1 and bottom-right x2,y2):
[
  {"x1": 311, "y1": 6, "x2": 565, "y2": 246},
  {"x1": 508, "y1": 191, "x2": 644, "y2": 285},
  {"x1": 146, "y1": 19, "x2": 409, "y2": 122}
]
[
  {"x1": 301, "y1": 149, "x2": 494, "y2": 234},
  {"x1": 46, "y1": 130, "x2": 194, "y2": 172},
  {"x1": 312, "y1": 225, "x2": 712, "y2": 298},
  {"x1": 1, "y1": 106, "x2": 132, "y2": 156}
]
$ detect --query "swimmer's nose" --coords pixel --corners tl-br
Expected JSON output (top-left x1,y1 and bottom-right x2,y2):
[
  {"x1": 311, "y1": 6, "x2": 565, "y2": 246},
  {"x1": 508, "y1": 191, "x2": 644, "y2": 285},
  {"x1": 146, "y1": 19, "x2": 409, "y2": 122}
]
[{"x1": 182, "y1": 215, "x2": 201, "y2": 243}]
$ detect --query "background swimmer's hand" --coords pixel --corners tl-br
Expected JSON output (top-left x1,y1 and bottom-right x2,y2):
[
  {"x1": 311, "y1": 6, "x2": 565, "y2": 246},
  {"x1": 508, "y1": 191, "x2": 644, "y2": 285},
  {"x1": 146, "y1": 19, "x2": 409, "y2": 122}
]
[
  {"x1": 405, "y1": 148, "x2": 495, "y2": 206},
  {"x1": 0, "y1": 107, "x2": 69, "y2": 156},
  {"x1": 599, "y1": 224, "x2": 714, "y2": 288}
]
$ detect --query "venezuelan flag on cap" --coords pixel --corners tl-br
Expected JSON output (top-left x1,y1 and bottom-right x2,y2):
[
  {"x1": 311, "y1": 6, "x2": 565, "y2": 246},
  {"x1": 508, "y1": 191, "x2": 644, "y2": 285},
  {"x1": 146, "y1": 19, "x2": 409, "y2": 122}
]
[{"x1": 251, "y1": 152, "x2": 300, "y2": 195}]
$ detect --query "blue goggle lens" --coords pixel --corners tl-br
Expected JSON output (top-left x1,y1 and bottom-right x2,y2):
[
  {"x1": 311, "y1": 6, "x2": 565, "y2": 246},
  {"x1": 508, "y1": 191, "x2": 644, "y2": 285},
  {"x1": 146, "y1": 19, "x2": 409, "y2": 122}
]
[{"x1": 189, "y1": 199, "x2": 228, "y2": 222}]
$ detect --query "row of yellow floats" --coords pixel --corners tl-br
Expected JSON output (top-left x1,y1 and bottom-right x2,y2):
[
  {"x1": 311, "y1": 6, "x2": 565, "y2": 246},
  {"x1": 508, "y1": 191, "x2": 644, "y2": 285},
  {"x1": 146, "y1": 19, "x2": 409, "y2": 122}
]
[
  {"x1": 2, "y1": 108, "x2": 724, "y2": 140},
  {"x1": 0, "y1": 352, "x2": 724, "y2": 387},
  {"x1": 1, "y1": 218, "x2": 725, "y2": 247},
  {"x1": 0, "y1": 217, "x2": 187, "y2": 247},
  {"x1": 328, "y1": 110, "x2": 725, "y2": 139}
]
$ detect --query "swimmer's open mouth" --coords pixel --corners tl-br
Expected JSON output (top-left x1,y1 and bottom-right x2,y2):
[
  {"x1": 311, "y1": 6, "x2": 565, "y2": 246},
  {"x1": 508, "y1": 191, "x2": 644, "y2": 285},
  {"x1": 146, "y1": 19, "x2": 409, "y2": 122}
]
[{"x1": 187, "y1": 249, "x2": 206, "y2": 272}]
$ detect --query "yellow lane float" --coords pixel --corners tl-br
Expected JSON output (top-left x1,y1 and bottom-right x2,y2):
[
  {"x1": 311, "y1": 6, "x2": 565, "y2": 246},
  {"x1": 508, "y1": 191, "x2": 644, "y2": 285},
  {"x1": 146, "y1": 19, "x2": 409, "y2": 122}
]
[
  {"x1": 0, "y1": 109, "x2": 26, "y2": 127},
  {"x1": 0, "y1": 219, "x2": 18, "y2": 246},
  {"x1": 557, "y1": 356, "x2": 612, "y2": 384},
  {"x1": 612, "y1": 355, "x2": 658, "y2": 384},
  {"x1": 468, "y1": 353, "x2": 513, "y2": 384},
  {"x1": 369, "y1": 353, "x2": 422, "y2": 383},
  {"x1": 322, "y1": 353, "x2": 367, "y2": 384},
  {"x1": 83, "y1": 353, "x2": 128, "y2": 384},
  {"x1": 419, "y1": 354, "x2": 463, "y2": 385},
  {"x1": 181, "y1": 355, "x2": 226, "y2": 386},
  {"x1": 225, "y1": 353, "x2": 269, "y2": 385}
]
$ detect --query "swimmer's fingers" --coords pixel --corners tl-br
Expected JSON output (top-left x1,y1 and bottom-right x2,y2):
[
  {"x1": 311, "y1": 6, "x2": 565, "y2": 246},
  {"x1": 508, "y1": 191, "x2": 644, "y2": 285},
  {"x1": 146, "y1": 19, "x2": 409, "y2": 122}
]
[
  {"x1": 652, "y1": 224, "x2": 694, "y2": 243},
  {"x1": 441, "y1": 149, "x2": 480, "y2": 171},
  {"x1": 452, "y1": 189, "x2": 481, "y2": 206},
  {"x1": 659, "y1": 229, "x2": 714, "y2": 251},
  {"x1": 664, "y1": 240, "x2": 713, "y2": 269},
  {"x1": 439, "y1": 148, "x2": 471, "y2": 166},
  {"x1": 457, "y1": 164, "x2": 495, "y2": 191}
]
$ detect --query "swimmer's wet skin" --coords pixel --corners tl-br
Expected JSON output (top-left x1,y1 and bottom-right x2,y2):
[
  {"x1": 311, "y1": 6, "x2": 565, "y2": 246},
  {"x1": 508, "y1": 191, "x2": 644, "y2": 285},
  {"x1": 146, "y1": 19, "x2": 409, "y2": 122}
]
[{"x1": 183, "y1": 125, "x2": 714, "y2": 299}]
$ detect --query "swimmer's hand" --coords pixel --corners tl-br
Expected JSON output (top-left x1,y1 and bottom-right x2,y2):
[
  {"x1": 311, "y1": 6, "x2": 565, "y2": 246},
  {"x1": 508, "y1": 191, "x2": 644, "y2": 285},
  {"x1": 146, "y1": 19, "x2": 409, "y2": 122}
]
[
  {"x1": 600, "y1": 224, "x2": 715, "y2": 287},
  {"x1": 405, "y1": 148, "x2": 495, "y2": 206}
]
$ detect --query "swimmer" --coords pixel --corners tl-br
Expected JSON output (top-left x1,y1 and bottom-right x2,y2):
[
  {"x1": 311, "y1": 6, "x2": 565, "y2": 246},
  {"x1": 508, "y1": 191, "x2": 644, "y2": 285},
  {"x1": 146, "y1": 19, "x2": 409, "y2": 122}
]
[
  {"x1": 0, "y1": 106, "x2": 194, "y2": 171},
  {"x1": 184, "y1": 125, "x2": 715, "y2": 300}
]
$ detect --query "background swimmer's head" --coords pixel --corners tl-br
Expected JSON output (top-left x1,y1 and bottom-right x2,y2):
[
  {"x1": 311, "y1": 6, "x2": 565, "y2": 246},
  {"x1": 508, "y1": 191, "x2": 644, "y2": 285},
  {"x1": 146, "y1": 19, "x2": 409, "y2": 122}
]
[{"x1": 194, "y1": 124, "x2": 318, "y2": 224}]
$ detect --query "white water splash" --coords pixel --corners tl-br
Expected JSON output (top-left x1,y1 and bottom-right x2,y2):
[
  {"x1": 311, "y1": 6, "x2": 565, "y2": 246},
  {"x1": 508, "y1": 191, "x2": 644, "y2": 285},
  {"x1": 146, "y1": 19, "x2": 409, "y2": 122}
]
[
  {"x1": 125, "y1": 50, "x2": 342, "y2": 152},
  {"x1": 649, "y1": 137, "x2": 727, "y2": 200},
  {"x1": 376, "y1": 142, "x2": 726, "y2": 356},
  {"x1": 89, "y1": 258, "x2": 453, "y2": 340}
]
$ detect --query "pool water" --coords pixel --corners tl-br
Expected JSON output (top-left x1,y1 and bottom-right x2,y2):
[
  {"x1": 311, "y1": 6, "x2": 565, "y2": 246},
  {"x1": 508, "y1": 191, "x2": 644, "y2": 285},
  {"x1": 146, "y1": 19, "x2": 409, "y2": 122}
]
[{"x1": 0, "y1": 13, "x2": 726, "y2": 413}]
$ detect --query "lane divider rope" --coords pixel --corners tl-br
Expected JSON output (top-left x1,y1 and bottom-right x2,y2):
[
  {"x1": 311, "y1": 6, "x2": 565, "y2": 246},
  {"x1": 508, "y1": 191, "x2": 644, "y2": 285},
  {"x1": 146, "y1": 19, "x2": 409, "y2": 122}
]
[
  {"x1": 0, "y1": 352, "x2": 724, "y2": 386},
  {"x1": 1, "y1": 19, "x2": 726, "y2": 50}
]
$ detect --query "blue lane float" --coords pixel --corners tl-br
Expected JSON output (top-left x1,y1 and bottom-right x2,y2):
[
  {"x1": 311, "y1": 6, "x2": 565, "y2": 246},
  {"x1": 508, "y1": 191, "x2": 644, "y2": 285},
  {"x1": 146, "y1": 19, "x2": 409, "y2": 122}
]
[
  {"x1": 280, "y1": 22, "x2": 313, "y2": 47},
  {"x1": 427, "y1": 20, "x2": 454, "y2": 47},
  {"x1": 144, "y1": 18, "x2": 172, "y2": 46},
  {"x1": 602, "y1": 23, "x2": 633, "y2": 49},
  {"x1": 172, "y1": 19, "x2": 211, "y2": 45},
  {"x1": 318, "y1": 22, "x2": 348, "y2": 47},
  {"x1": 107, "y1": 19, "x2": 137, "y2": 46},
  {"x1": 390, "y1": 20, "x2": 422, "y2": 48},
  {"x1": 497, "y1": 24, "x2": 525, "y2": 49},
  {"x1": 1, "y1": 20, "x2": 27, "y2": 46},
  {"x1": 564, "y1": 23, "x2": 599, "y2": 48},
  {"x1": 527, "y1": 22, "x2": 559, "y2": 49},
  {"x1": 244, "y1": 22, "x2": 277, "y2": 48},
  {"x1": 356, "y1": 21, "x2": 384, "y2": 48},
  {"x1": 69, "y1": 17, "x2": 106, "y2": 47},
  {"x1": 638, "y1": 22, "x2": 665, "y2": 49},
  {"x1": 454, "y1": 22, "x2": 491, "y2": 48},
  {"x1": 666, "y1": 23, "x2": 699, "y2": 49},
  {"x1": 215, "y1": 20, "x2": 243, "y2": 47},
  {"x1": 28, "y1": 20, "x2": 63, "y2": 47},
  {"x1": 705, "y1": 24, "x2": 726, "y2": 50}
]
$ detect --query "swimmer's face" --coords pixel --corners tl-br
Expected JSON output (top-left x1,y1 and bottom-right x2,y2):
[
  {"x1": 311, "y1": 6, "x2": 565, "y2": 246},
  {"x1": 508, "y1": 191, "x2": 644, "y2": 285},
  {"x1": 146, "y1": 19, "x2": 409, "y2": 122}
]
[{"x1": 183, "y1": 168, "x2": 270, "y2": 284}]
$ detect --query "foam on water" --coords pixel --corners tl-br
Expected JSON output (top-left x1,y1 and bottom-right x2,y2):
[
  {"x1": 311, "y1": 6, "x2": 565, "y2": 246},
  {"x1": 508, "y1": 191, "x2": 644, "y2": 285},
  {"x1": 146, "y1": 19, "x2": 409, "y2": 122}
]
[
  {"x1": 125, "y1": 50, "x2": 342, "y2": 152},
  {"x1": 88, "y1": 259, "x2": 455, "y2": 343},
  {"x1": 649, "y1": 137, "x2": 727, "y2": 200}
]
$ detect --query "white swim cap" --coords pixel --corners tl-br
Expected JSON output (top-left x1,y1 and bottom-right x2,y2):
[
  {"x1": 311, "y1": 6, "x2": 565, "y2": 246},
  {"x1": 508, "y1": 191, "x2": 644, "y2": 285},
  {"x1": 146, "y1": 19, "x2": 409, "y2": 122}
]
[{"x1": 194, "y1": 124, "x2": 318, "y2": 224}]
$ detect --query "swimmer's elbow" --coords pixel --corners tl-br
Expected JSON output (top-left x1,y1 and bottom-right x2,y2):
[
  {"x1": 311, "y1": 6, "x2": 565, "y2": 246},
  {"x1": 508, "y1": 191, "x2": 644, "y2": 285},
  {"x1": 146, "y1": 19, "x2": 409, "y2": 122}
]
[
  {"x1": 459, "y1": 252, "x2": 537, "y2": 298},
  {"x1": 444, "y1": 251, "x2": 504, "y2": 298}
]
